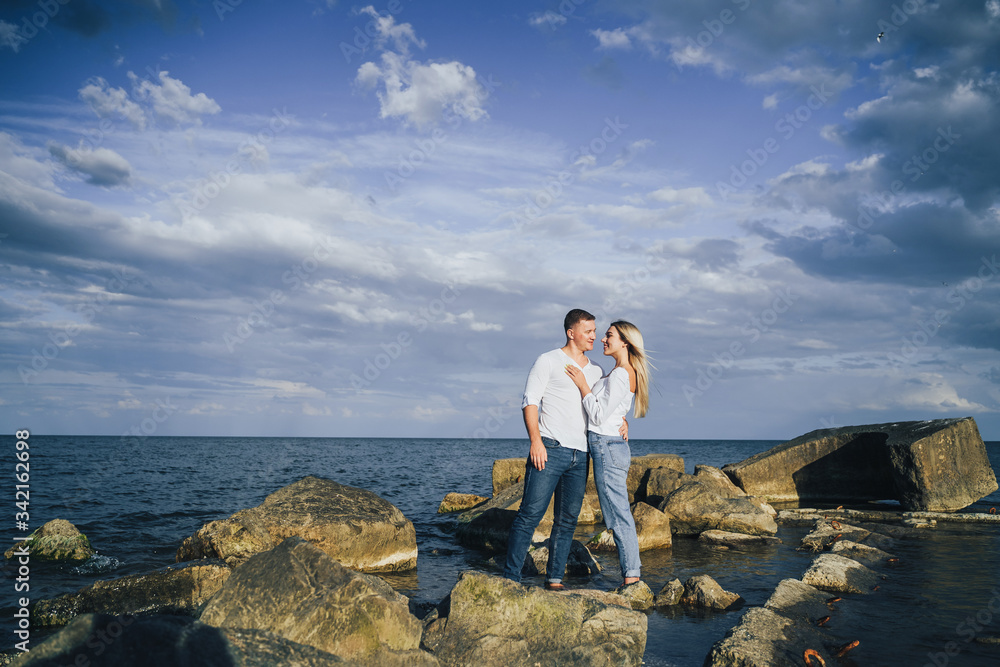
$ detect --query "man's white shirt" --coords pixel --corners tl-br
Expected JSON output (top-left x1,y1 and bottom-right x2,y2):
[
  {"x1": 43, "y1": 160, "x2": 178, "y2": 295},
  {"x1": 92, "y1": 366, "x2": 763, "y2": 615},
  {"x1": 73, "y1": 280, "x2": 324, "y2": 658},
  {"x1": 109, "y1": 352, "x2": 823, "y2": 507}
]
[{"x1": 522, "y1": 348, "x2": 603, "y2": 452}]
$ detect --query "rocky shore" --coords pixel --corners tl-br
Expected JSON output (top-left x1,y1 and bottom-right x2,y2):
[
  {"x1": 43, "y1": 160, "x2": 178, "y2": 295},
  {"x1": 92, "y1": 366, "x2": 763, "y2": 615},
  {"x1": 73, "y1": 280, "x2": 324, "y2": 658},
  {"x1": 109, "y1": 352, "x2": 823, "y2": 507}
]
[{"x1": 7, "y1": 417, "x2": 999, "y2": 666}]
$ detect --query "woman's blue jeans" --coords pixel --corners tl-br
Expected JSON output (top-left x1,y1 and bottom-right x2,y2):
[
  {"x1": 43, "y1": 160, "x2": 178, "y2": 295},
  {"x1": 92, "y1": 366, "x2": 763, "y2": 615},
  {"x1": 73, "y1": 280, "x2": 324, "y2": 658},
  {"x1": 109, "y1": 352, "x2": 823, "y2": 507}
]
[
  {"x1": 589, "y1": 431, "x2": 641, "y2": 579},
  {"x1": 503, "y1": 437, "x2": 588, "y2": 584}
]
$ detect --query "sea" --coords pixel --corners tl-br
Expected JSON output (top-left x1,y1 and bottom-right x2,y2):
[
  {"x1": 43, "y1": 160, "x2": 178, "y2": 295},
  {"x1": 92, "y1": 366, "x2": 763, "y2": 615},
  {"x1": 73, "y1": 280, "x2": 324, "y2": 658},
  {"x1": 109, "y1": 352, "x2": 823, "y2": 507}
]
[{"x1": 4, "y1": 435, "x2": 1000, "y2": 666}]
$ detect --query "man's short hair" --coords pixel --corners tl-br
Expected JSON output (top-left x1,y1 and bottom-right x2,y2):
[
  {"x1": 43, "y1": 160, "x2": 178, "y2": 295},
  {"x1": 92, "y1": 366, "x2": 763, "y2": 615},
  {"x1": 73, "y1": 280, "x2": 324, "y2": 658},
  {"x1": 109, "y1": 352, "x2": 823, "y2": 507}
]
[{"x1": 564, "y1": 308, "x2": 596, "y2": 333}]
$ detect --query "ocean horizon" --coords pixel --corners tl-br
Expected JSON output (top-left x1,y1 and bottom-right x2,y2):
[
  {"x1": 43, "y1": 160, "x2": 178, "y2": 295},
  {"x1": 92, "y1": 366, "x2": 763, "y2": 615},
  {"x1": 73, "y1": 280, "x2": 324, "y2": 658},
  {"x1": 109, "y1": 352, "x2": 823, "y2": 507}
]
[{"x1": 5, "y1": 435, "x2": 999, "y2": 666}]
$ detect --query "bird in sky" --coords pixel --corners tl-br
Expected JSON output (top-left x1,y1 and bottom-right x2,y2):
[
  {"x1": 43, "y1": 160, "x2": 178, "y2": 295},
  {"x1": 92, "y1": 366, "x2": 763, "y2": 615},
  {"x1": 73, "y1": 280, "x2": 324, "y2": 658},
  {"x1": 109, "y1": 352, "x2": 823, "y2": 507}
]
[{"x1": 877, "y1": 31, "x2": 885, "y2": 43}]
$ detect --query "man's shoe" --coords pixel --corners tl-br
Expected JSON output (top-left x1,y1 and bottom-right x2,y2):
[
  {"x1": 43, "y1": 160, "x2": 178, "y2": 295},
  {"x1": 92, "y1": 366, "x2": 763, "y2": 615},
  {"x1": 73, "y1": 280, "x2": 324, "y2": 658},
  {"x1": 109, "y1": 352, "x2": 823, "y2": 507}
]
[{"x1": 544, "y1": 582, "x2": 565, "y2": 591}]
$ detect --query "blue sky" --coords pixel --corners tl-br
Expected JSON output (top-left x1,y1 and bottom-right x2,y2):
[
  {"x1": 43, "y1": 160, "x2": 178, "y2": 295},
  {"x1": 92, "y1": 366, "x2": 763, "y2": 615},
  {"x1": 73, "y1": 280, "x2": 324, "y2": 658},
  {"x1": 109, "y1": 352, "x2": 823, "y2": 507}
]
[{"x1": 2, "y1": 0, "x2": 999, "y2": 440}]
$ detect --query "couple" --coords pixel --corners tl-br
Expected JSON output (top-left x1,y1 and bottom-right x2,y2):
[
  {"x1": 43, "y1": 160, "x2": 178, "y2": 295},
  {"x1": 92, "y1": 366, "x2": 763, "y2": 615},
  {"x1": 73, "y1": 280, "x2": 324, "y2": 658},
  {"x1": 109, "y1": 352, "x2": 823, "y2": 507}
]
[{"x1": 503, "y1": 308, "x2": 651, "y2": 590}]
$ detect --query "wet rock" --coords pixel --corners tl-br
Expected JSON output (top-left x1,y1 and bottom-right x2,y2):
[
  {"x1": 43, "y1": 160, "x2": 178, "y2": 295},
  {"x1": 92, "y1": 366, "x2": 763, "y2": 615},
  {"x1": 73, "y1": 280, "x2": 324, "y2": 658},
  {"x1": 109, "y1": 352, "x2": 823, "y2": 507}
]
[
  {"x1": 589, "y1": 502, "x2": 672, "y2": 553},
  {"x1": 456, "y1": 479, "x2": 603, "y2": 527},
  {"x1": 437, "y1": 493, "x2": 488, "y2": 514},
  {"x1": 704, "y1": 607, "x2": 835, "y2": 667},
  {"x1": 698, "y1": 530, "x2": 781, "y2": 550},
  {"x1": 176, "y1": 476, "x2": 417, "y2": 572},
  {"x1": 800, "y1": 519, "x2": 894, "y2": 552},
  {"x1": 763, "y1": 578, "x2": 834, "y2": 623},
  {"x1": 680, "y1": 575, "x2": 743, "y2": 611},
  {"x1": 693, "y1": 465, "x2": 747, "y2": 498},
  {"x1": 615, "y1": 580, "x2": 654, "y2": 610},
  {"x1": 801, "y1": 553, "x2": 879, "y2": 595},
  {"x1": 520, "y1": 539, "x2": 602, "y2": 577},
  {"x1": 199, "y1": 537, "x2": 436, "y2": 666},
  {"x1": 829, "y1": 540, "x2": 894, "y2": 567},
  {"x1": 421, "y1": 571, "x2": 646, "y2": 667},
  {"x1": 4, "y1": 519, "x2": 95, "y2": 562},
  {"x1": 654, "y1": 578, "x2": 684, "y2": 607},
  {"x1": 31, "y1": 560, "x2": 231, "y2": 627},
  {"x1": 455, "y1": 508, "x2": 548, "y2": 553},
  {"x1": 723, "y1": 417, "x2": 998, "y2": 511},
  {"x1": 11, "y1": 613, "x2": 354, "y2": 666},
  {"x1": 659, "y1": 483, "x2": 777, "y2": 536}
]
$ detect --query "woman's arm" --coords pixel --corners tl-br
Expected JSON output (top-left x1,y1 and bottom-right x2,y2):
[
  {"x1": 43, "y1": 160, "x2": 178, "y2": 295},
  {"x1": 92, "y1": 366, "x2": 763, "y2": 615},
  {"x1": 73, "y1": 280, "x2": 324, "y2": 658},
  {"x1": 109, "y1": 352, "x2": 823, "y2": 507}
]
[
  {"x1": 564, "y1": 364, "x2": 592, "y2": 397},
  {"x1": 576, "y1": 367, "x2": 631, "y2": 426}
]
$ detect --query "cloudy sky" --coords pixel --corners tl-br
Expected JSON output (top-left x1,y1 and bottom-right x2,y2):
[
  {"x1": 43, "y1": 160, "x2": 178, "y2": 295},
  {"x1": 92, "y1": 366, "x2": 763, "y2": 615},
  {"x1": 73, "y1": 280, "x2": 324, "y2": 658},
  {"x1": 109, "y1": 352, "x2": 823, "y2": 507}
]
[{"x1": 2, "y1": 0, "x2": 999, "y2": 441}]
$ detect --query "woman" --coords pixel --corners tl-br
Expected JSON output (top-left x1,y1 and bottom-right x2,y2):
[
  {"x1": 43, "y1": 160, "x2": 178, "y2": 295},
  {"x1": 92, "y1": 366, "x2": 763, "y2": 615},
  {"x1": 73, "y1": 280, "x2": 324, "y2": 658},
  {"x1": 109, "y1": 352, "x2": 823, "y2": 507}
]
[{"x1": 565, "y1": 320, "x2": 651, "y2": 587}]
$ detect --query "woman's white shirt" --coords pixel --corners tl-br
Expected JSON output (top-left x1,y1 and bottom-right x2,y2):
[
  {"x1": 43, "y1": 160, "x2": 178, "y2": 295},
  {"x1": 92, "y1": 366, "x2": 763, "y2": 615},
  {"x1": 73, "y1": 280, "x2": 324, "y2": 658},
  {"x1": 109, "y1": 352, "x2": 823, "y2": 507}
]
[{"x1": 582, "y1": 366, "x2": 634, "y2": 437}]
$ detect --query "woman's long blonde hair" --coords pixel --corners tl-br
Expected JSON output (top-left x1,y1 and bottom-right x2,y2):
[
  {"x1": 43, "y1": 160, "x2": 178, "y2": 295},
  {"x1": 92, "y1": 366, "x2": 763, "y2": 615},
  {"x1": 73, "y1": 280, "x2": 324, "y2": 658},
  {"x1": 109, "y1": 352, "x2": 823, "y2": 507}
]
[{"x1": 611, "y1": 320, "x2": 652, "y2": 418}]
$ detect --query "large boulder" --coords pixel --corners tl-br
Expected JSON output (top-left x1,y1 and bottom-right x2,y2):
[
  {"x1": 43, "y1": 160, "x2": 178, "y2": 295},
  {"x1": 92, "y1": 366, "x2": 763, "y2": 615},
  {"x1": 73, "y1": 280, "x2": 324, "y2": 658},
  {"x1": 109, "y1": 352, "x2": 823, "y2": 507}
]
[
  {"x1": 491, "y1": 454, "x2": 684, "y2": 504},
  {"x1": 31, "y1": 561, "x2": 231, "y2": 627},
  {"x1": 199, "y1": 537, "x2": 436, "y2": 666},
  {"x1": 589, "y1": 502, "x2": 672, "y2": 552},
  {"x1": 421, "y1": 571, "x2": 646, "y2": 667},
  {"x1": 4, "y1": 519, "x2": 95, "y2": 562},
  {"x1": 176, "y1": 476, "x2": 417, "y2": 572},
  {"x1": 456, "y1": 480, "x2": 603, "y2": 527},
  {"x1": 658, "y1": 483, "x2": 777, "y2": 536},
  {"x1": 723, "y1": 417, "x2": 998, "y2": 511},
  {"x1": 11, "y1": 613, "x2": 354, "y2": 666}
]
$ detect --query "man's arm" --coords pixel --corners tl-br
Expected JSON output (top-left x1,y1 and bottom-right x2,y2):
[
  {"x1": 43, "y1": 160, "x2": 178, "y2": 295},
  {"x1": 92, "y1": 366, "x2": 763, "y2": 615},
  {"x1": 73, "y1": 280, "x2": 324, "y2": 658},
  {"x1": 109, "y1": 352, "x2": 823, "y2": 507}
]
[{"x1": 523, "y1": 404, "x2": 547, "y2": 470}]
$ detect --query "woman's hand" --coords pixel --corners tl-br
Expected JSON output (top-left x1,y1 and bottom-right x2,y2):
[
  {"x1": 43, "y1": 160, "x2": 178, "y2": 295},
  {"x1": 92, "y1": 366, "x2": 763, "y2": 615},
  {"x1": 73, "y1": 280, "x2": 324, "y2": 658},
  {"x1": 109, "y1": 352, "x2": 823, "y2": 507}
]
[{"x1": 564, "y1": 364, "x2": 591, "y2": 396}]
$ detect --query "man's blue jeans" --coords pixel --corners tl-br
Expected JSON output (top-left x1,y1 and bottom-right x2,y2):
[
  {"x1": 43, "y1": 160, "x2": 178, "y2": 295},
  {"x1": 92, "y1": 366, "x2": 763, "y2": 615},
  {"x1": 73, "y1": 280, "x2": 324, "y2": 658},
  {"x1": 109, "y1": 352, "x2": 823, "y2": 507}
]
[
  {"x1": 503, "y1": 437, "x2": 588, "y2": 584},
  {"x1": 589, "y1": 431, "x2": 641, "y2": 579}
]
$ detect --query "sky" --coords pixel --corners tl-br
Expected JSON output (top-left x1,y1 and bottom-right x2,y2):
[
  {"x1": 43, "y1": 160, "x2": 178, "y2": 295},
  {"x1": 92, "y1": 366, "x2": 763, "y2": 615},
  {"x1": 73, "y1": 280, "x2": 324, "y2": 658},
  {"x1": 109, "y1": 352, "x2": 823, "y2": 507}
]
[{"x1": 2, "y1": 0, "x2": 999, "y2": 441}]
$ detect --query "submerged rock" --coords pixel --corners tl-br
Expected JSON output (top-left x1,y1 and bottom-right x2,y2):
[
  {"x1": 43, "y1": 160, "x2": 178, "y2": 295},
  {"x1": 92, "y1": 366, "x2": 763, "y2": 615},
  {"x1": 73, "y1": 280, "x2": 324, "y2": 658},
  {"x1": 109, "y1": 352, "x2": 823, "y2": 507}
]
[
  {"x1": 800, "y1": 519, "x2": 894, "y2": 552},
  {"x1": 4, "y1": 519, "x2": 95, "y2": 562},
  {"x1": 724, "y1": 417, "x2": 998, "y2": 511},
  {"x1": 12, "y1": 613, "x2": 354, "y2": 666},
  {"x1": 829, "y1": 540, "x2": 895, "y2": 567},
  {"x1": 31, "y1": 560, "x2": 231, "y2": 627},
  {"x1": 421, "y1": 571, "x2": 646, "y2": 667},
  {"x1": 654, "y1": 578, "x2": 684, "y2": 607},
  {"x1": 698, "y1": 530, "x2": 781, "y2": 550},
  {"x1": 199, "y1": 537, "x2": 436, "y2": 666},
  {"x1": 176, "y1": 476, "x2": 417, "y2": 572}
]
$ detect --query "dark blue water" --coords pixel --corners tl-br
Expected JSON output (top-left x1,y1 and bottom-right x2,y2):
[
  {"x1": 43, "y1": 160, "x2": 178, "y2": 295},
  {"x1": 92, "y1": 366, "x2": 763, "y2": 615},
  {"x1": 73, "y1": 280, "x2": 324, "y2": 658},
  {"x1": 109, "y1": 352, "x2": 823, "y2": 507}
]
[{"x1": 4, "y1": 436, "x2": 999, "y2": 666}]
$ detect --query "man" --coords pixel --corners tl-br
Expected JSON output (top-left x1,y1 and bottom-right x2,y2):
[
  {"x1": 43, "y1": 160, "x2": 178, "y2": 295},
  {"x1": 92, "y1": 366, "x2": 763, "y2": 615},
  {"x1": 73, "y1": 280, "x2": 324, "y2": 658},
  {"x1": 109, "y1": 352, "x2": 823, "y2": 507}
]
[{"x1": 503, "y1": 308, "x2": 604, "y2": 589}]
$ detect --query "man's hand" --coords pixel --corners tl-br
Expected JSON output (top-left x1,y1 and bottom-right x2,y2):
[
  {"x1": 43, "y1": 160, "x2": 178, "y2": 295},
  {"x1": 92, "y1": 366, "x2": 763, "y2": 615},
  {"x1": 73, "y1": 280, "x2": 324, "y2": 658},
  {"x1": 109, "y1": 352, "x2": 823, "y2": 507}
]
[
  {"x1": 619, "y1": 417, "x2": 629, "y2": 441},
  {"x1": 529, "y1": 438, "x2": 547, "y2": 470}
]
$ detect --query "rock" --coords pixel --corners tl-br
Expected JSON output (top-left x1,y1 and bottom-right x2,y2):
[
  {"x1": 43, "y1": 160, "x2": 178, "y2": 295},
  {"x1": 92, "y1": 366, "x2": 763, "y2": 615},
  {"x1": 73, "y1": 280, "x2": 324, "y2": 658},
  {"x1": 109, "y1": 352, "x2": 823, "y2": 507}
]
[
  {"x1": 4, "y1": 519, "x2": 95, "y2": 562},
  {"x1": 654, "y1": 578, "x2": 684, "y2": 607},
  {"x1": 421, "y1": 571, "x2": 646, "y2": 667},
  {"x1": 455, "y1": 508, "x2": 548, "y2": 553},
  {"x1": 199, "y1": 537, "x2": 436, "y2": 666},
  {"x1": 763, "y1": 578, "x2": 834, "y2": 623},
  {"x1": 31, "y1": 560, "x2": 231, "y2": 627},
  {"x1": 491, "y1": 454, "x2": 684, "y2": 503},
  {"x1": 589, "y1": 502, "x2": 673, "y2": 553},
  {"x1": 704, "y1": 607, "x2": 835, "y2": 667},
  {"x1": 699, "y1": 530, "x2": 781, "y2": 550},
  {"x1": 694, "y1": 465, "x2": 747, "y2": 498},
  {"x1": 829, "y1": 540, "x2": 894, "y2": 567},
  {"x1": 659, "y1": 483, "x2": 778, "y2": 536},
  {"x1": 723, "y1": 417, "x2": 998, "y2": 511},
  {"x1": 437, "y1": 493, "x2": 488, "y2": 514},
  {"x1": 643, "y1": 468, "x2": 694, "y2": 506},
  {"x1": 175, "y1": 476, "x2": 417, "y2": 572},
  {"x1": 800, "y1": 519, "x2": 894, "y2": 552},
  {"x1": 615, "y1": 581, "x2": 654, "y2": 610},
  {"x1": 680, "y1": 575, "x2": 743, "y2": 611},
  {"x1": 12, "y1": 613, "x2": 355, "y2": 666},
  {"x1": 455, "y1": 478, "x2": 603, "y2": 527},
  {"x1": 521, "y1": 539, "x2": 601, "y2": 577},
  {"x1": 801, "y1": 553, "x2": 879, "y2": 594}
]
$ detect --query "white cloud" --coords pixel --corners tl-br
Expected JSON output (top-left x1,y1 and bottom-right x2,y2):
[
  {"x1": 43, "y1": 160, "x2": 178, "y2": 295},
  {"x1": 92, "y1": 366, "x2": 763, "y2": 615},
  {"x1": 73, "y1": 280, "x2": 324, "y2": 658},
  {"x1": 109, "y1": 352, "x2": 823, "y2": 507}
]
[
  {"x1": 128, "y1": 71, "x2": 221, "y2": 127},
  {"x1": 762, "y1": 93, "x2": 779, "y2": 110},
  {"x1": 530, "y1": 11, "x2": 567, "y2": 28},
  {"x1": 48, "y1": 141, "x2": 134, "y2": 187},
  {"x1": 358, "y1": 5, "x2": 425, "y2": 54},
  {"x1": 78, "y1": 78, "x2": 147, "y2": 130},
  {"x1": 0, "y1": 20, "x2": 28, "y2": 53},
  {"x1": 648, "y1": 186, "x2": 712, "y2": 207},
  {"x1": 592, "y1": 28, "x2": 632, "y2": 50}
]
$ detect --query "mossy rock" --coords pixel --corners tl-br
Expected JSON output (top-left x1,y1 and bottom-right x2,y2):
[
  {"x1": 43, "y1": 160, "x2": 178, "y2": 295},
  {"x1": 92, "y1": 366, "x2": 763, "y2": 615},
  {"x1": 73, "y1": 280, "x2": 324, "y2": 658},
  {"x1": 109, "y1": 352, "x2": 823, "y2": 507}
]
[{"x1": 4, "y1": 519, "x2": 95, "y2": 562}]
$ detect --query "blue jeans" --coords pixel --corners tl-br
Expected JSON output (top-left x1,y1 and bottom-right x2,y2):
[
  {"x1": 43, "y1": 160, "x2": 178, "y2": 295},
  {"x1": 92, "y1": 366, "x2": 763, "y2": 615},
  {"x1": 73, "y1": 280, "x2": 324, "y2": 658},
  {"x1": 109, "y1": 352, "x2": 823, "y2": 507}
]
[
  {"x1": 589, "y1": 431, "x2": 641, "y2": 580},
  {"x1": 503, "y1": 437, "x2": 589, "y2": 584}
]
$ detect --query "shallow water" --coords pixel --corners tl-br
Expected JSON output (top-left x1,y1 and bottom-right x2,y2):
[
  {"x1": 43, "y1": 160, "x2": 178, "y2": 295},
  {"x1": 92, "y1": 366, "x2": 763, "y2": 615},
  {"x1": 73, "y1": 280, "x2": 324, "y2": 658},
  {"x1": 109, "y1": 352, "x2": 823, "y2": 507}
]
[{"x1": 4, "y1": 435, "x2": 999, "y2": 665}]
